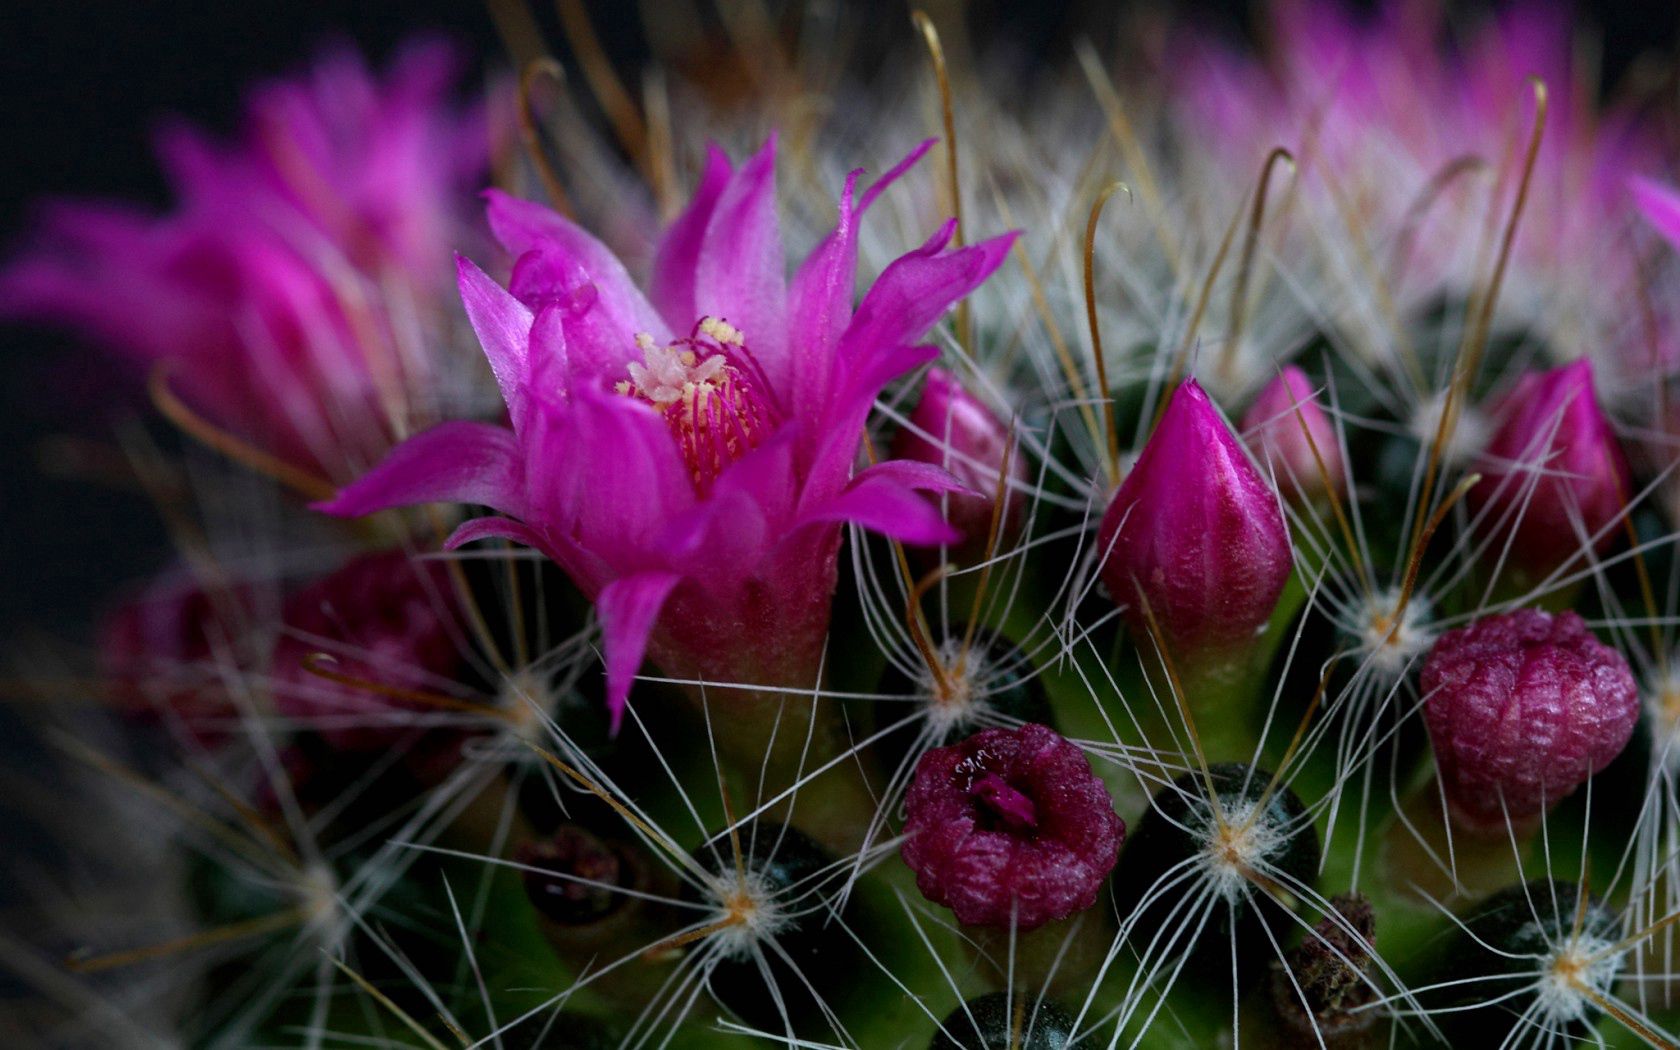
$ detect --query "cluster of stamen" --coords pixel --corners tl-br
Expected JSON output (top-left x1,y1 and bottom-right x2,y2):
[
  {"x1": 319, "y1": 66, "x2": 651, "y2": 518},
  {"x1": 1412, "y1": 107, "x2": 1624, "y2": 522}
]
[{"x1": 618, "y1": 317, "x2": 779, "y2": 495}]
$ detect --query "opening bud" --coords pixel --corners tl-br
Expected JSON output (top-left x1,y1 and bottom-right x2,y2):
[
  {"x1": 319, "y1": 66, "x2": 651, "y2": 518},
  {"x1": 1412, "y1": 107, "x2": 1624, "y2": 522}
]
[
  {"x1": 892, "y1": 366, "x2": 1025, "y2": 559},
  {"x1": 901, "y1": 724, "x2": 1122, "y2": 931}
]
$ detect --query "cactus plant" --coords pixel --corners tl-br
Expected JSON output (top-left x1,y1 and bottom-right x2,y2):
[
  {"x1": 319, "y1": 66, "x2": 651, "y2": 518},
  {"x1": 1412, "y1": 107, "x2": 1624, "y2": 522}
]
[{"x1": 7, "y1": 3, "x2": 1680, "y2": 1047}]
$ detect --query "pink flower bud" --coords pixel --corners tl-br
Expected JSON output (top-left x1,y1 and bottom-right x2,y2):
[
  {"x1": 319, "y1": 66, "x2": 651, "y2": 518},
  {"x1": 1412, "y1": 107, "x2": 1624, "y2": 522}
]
[
  {"x1": 1471, "y1": 360, "x2": 1630, "y2": 578},
  {"x1": 1422, "y1": 608, "x2": 1638, "y2": 833},
  {"x1": 270, "y1": 550, "x2": 468, "y2": 752},
  {"x1": 900, "y1": 723, "x2": 1123, "y2": 930},
  {"x1": 1241, "y1": 366, "x2": 1344, "y2": 504},
  {"x1": 1098, "y1": 379, "x2": 1292, "y2": 656},
  {"x1": 891, "y1": 367, "x2": 1025, "y2": 556}
]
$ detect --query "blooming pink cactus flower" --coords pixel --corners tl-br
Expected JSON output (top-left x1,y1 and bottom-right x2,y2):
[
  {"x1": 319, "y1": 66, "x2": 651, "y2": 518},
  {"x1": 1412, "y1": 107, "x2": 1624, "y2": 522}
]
[
  {"x1": 890, "y1": 366, "x2": 1026, "y2": 557},
  {"x1": 1471, "y1": 360, "x2": 1630, "y2": 579},
  {"x1": 900, "y1": 723, "x2": 1122, "y2": 930},
  {"x1": 318, "y1": 138, "x2": 1016, "y2": 730},
  {"x1": 1099, "y1": 379, "x2": 1293, "y2": 658},
  {"x1": 270, "y1": 550, "x2": 469, "y2": 752},
  {"x1": 1241, "y1": 365, "x2": 1345, "y2": 504},
  {"x1": 1422, "y1": 608, "x2": 1638, "y2": 833},
  {"x1": 0, "y1": 40, "x2": 490, "y2": 478}
]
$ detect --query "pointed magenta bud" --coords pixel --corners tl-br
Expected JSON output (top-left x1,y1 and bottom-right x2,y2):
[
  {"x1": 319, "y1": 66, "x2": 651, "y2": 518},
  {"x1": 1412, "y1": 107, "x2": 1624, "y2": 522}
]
[
  {"x1": 891, "y1": 367, "x2": 1025, "y2": 557},
  {"x1": 1422, "y1": 609, "x2": 1638, "y2": 834},
  {"x1": 900, "y1": 723, "x2": 1123, "y2": 930},
  {"x1": 1241, "y1": 366, "x2": 1345, "y2": 505},
  {"x1": 1471, "y1": 360, "x2": 1630, "y2": 578},
  {"x1": 1098, "y1": 379, "x2": 1292, "y2": 657}
]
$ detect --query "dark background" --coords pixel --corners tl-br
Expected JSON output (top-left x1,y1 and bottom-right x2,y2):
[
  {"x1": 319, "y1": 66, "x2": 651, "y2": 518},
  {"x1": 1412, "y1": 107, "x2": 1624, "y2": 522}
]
[{"x1": 0, "y1": 0, "x2": 1675, "y2": 643}]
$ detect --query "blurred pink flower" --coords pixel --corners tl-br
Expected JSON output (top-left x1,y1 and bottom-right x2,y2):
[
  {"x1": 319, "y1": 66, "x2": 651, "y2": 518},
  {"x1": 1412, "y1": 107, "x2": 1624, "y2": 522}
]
[
  {"x1": 0, "y1": 39, "x2": 491, "y2": 479},
  {"x1": 98, "y1": 570, "x2": 257, "y2": 748},
  {"x1": 1241, "y1": 365, "x2": 1345, "y2": 505},
  {"x1": 1166, "y1": 1, "x2": 1665, "y2": 386},
  {"x1": 320, "y1": 138, "x2": 1015, "y2": 729},
  {"x1": 270, "y1": 549, "x2": 471, "y2": 753}
]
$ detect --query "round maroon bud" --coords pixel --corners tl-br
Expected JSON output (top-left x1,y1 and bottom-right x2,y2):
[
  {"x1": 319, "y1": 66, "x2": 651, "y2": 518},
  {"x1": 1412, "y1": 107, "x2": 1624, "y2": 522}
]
[
  {"x1": 1422, "y1": 608, "x2": 1638, "y2": 833},
  {"x1": 900, "y1": 724, "x2": 1123, "y2": 930},
  {"x1": 270, "y1": 549, "x2": 467, "y2": 751},
  {"x1": 98, "y1": 571, "x2": 254, "y2": 747},
  {"x1": 517, "y1": 826, "x2": 635, "y2": 926}
]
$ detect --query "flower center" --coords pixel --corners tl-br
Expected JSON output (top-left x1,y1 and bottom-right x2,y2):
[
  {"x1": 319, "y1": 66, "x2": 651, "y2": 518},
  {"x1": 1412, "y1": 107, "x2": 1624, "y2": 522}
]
[
  {"x1": 968, "y1": 772, "x2": 1039, "y2": 832},
  {"x1": 618, "y1": 317, "x2": 779, "y2": 495}
]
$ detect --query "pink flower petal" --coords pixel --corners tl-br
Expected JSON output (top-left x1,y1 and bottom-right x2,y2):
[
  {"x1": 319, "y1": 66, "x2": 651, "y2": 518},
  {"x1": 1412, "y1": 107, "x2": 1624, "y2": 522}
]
[
  {"x1": 692, "y1": 137, "x2": 789, "y2": 396},
  {"x1": 597, "y1": 572, "x2": 683, "y2": 733},
  {"x1": 456, "y1": 254, "x2": 535, "y2": 430},
  {"x1": 1634, "y1": 177, "x2": 1680, "y2": 250},
  {"x1": 796, "y1": 459, "x2": 970, "y2": 546},
  {"x1": 443, "y1": 515, "x2": 550, "y2": 554},
  {"x1": 649, "y1": 143, "x2": 733, "y2": 330},
  {"x1": 312, "y1": 420, "x2": 526, "y2": 519},
  {"x1": 840, "y1": 225, "x2": 1018, "y2": 372},
  {"x1": 485, "y1": 189, "x2": 667, "y2": 343},
  {"x1": 525, "y1": 387, "x2": 695, "y2": 571}
]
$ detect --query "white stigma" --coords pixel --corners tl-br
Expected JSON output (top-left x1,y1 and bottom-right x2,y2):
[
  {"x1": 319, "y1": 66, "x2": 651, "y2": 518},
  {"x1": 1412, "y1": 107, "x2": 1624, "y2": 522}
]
[
  {"x1": 1408, "y1": 389, "x2": 1489, "y2": 466},
  {"x1": 1534, "y1": 933, "x2": 1622, "y2": 1026},
  {"x1": 623, "y1": 335, "x2": 729, "y2": 406},
  {"x1": 1198, "y1": 796, "x2": 1289, "y2": 904},
  {"x1": 704, "y1": 869, "x2": 794, "y2": 962},
  {"x1": 1353, "y1": 588, "x2": 1434, "y2": 680}
]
